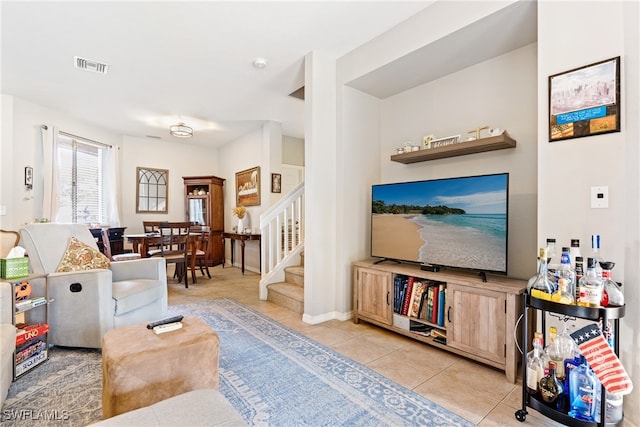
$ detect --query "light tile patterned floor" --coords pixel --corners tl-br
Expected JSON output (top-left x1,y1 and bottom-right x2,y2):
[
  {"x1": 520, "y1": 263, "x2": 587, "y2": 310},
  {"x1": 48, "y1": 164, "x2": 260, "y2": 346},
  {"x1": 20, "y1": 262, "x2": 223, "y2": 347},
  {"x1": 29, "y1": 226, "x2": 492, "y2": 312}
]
[{"x1": 169, "y1": 265, "x2": 636, "y2": 427}]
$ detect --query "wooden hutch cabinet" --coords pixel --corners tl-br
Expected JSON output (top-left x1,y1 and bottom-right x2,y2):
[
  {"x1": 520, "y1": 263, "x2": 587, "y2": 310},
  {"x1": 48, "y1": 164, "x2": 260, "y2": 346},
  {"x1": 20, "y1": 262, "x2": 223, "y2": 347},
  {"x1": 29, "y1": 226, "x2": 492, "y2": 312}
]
[{"x1": 183, "y1": 176, "x2": 225, "y2": 266}]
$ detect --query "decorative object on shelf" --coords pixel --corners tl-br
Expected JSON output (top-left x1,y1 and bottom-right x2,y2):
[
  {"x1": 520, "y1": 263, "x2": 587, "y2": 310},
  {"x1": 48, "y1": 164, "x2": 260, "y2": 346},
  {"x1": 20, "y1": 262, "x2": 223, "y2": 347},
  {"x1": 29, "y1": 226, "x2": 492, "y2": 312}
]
[
  {"x1": 489, "y1": 127, "x2": 502, "y2": 136},
  {"x1": 549, "y1": 56, "x2": 620, "y2": 142},
  {"x1": 235, "y1": 166, "x2": 260, "y2": 206},
  {"x1": 468, "y1": 125, "x2": 489, "y2": 140},
  {"x1": 428, "y1": 134, "x2": 461, "y2": 149},
  {"x1": 232, "y1": 206, "x2": 246, "y2": 234},
  {"x1": 570, "y1": 323, "x2": 633, "y2": 396},
  {"x1": 271, "y1": 173, "x2": 281, "y2": 193},
  {"x1": 390, "y1": 131, "x2": 516, "y2": 164},
  {"x1": 169, "y1": 123, "x2": 193, "y2": 138},
  {"x1": 136, "y1": 167, "x2": 168, "y2": 213},
  {"x1": 422, "y1": 135, "x2": 434, "y2": 149}
]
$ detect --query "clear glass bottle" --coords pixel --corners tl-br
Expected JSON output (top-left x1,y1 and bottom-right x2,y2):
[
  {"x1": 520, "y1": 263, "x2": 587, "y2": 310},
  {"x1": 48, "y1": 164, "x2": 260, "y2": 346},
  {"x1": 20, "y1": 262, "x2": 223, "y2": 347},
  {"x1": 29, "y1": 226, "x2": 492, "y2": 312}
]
[
  {"x1": 568, "y1": 355, "x2": 598, "y2": 421},
  {"x1": 528, "y1": 247, "x2": 554, "y2": 301},
  {"x1": 555, "y1": 247, "x2": 576, "y2": 300},
  {"x1": 577, "y1": 257, "x2": 603, "y2": 307},
  {"x1": 574, "y1": 256, "x2": 584, "y2": 301},
  {"x1": 539, "y1": 361, "x2": 564, "y2": 403},
  {"x1": 546, "y1": 238, "x2": 561, "y2": 275},
  {"x1": 591, "y1": 234, "x2": 603, "y2": 279},
  {"x1": 526, "y1": 332, "x2": 545, "y2": 396},
  {"x1": 599, "y1": 261, "x2": 624, "y2": 307},
  {"x1": 547, "y1": 322, "x2": 578, "y2": 380},
  {"x1": 552, "y1": 278, "x2": 574, "y2": 305}
]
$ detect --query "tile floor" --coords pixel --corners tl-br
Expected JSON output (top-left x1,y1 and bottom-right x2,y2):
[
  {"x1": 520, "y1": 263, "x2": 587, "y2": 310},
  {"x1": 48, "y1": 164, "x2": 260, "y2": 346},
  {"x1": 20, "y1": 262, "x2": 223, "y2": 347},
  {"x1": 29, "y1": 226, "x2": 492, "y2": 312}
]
[{"x1": 169, "y1": 265, "x2": 635, "y2": 426}]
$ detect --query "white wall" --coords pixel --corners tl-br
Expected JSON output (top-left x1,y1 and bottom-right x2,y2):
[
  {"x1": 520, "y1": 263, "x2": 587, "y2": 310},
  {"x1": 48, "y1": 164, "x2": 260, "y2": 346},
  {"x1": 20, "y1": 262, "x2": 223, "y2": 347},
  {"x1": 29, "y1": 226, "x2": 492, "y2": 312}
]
[
  {"x1": 0, "y1": 95, "x2": 122, "y2": 230},
  {"x1": 218, "y1": 126, "x2": 265, "y2": 273},
  {"x1": 379, "y1": 44, "x2": 538, "y2": 280},
  {"x1": 119, "y1": 135, "x2": 222, "y2": 234},
  {"x1": 538, "y1": 1, "x2": 639, "y2": 422},
  {"x1": 282, "y1": 135, "x2": 304, "y2": 166}
]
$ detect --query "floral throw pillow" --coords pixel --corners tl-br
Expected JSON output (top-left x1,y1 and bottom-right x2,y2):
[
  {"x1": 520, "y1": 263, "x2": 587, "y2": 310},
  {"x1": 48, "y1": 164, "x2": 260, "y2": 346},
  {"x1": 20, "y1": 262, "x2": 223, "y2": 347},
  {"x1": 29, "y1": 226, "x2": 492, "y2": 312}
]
[{"x1": 56, "y1": 236, "x2": 111, "y2": 272}]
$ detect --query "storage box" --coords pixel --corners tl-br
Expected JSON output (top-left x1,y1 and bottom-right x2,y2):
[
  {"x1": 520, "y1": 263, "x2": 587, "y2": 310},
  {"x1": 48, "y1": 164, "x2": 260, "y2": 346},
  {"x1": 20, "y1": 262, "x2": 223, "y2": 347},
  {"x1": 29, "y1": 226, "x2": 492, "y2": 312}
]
[{"x1": 1, "y1": 257, "x2": 30, "y2": 279}]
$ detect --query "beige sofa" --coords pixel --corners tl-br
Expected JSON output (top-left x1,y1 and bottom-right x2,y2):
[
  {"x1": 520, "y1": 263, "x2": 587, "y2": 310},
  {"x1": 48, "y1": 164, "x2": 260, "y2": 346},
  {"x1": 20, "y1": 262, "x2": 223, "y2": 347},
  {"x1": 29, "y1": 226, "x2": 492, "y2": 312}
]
[
  {"x1": 91, "y1": 389, "x2": 246, "y2": 426},
  {"x1": 0, "y1": 280, "x2": 16, "y2": 408}
]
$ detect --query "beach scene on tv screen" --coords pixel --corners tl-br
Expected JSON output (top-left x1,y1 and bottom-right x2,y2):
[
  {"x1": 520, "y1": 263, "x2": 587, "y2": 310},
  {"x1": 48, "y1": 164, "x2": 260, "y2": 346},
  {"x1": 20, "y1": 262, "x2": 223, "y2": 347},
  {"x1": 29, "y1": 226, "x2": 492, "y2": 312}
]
[{"x1": 372, "y1": 174, "x2": 508, "y2": 273}]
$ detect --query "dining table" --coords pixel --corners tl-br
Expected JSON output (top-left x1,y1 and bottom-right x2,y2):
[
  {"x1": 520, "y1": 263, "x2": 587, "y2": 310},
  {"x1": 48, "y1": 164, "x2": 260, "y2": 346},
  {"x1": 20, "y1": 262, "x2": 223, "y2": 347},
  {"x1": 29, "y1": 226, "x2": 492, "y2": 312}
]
[{"x1": 124, "y1": 233, "x2": 162, "y2": 258}]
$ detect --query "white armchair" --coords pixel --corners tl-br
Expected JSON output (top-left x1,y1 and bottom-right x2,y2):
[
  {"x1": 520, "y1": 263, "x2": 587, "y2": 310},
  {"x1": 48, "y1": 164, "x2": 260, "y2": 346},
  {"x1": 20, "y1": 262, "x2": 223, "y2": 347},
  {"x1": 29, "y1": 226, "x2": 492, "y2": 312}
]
[{"x1": 19, "y1": 223, "x2": 168, "y2": 349}]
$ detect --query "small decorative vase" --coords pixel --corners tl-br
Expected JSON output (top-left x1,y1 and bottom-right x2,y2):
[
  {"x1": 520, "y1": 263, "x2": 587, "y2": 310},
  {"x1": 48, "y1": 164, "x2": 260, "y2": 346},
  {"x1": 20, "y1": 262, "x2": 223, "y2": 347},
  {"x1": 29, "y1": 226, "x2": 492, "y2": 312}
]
[{"x1": 237, "y1": 218, "x2": 244, "y2": 234}]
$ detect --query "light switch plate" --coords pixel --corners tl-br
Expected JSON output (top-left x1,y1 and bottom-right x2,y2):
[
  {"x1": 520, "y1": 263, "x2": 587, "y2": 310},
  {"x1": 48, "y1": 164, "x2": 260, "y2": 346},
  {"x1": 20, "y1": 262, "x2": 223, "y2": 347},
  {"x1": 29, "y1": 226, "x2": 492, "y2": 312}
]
[
  {"x1": 591, "y1": 186, "x2": 609, "y2": 208},
  {"x1": 0, "y1": 206, "x2": 6, "y2": 216}
]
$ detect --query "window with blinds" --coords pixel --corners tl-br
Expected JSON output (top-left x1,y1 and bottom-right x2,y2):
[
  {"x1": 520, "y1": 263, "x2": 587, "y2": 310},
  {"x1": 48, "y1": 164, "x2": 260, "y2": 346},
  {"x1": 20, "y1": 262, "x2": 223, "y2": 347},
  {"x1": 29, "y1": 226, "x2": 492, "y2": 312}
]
[{"x1": 57, "y1": 133, "x2": 106, "y2": 224}]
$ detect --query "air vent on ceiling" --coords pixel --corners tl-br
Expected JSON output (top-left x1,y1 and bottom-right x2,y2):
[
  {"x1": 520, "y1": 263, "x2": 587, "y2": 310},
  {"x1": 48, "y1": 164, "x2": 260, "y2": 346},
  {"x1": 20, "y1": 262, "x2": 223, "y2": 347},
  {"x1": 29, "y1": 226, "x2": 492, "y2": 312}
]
[{"x1": 74, "y1": 56, "x2": 109, "y2": 74}]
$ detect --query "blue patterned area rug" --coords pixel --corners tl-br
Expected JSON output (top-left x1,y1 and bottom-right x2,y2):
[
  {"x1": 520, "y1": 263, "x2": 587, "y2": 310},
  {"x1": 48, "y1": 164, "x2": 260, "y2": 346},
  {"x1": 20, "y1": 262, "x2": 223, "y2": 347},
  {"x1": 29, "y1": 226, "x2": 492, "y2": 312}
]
[{"x1": 170, "y1": 299, "x2": 474, "y2": 427}]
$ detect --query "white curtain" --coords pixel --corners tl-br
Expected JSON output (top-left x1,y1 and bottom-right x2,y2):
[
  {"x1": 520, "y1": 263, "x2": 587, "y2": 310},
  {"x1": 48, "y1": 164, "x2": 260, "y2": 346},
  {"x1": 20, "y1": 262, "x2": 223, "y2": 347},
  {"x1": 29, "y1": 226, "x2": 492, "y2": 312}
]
[
  {"x1": 104, "y1": 146, "x2": 121, "y2": 226},
  {"x1": 40, "y1": 125, "x2": 60, "y2": 222}
]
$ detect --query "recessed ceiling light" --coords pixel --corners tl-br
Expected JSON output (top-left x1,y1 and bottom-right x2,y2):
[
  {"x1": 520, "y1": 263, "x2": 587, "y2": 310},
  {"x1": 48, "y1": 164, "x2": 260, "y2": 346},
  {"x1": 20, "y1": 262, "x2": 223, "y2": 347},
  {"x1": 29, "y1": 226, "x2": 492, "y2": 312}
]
[
  {"x1": 74, "y1": 56, "x2": 109, "y2": 74},
  {"x1": 253, "y1": 58, "x2": 268, "y2": 69}
]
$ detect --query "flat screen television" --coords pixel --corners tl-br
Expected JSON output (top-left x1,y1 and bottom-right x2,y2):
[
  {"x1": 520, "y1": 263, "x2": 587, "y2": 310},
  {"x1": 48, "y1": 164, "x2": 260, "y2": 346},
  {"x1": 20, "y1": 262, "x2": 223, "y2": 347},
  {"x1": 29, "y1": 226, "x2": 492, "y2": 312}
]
[{"x1": 371, "y1": 173, "x2": 509, "y2": 275}]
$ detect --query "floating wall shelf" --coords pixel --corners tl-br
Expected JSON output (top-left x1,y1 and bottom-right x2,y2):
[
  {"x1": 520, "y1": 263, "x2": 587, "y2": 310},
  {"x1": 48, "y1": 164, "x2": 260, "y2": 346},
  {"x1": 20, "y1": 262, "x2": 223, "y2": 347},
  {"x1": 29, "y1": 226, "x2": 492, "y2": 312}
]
[{"x1": 390, "y1": 131, "x2": 516, "y2": 164}]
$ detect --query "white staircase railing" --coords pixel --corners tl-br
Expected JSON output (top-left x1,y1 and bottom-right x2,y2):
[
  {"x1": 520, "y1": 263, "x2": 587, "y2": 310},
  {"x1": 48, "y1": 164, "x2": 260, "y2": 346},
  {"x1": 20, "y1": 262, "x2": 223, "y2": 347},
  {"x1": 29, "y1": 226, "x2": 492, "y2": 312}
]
[{"x1": 259, "y1": 182, "x2": 304, "y2": 300}]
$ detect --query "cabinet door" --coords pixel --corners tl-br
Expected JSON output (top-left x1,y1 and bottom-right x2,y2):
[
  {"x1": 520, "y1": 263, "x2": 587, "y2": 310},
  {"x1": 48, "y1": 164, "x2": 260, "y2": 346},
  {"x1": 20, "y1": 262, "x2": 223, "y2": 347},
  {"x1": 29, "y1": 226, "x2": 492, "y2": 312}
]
[
  {"x1": 355, "y1": 267, "x2": 393, "y2": 325},
  {"x1": 447, "y1": 283, "x2": 506, "y2": 364}
]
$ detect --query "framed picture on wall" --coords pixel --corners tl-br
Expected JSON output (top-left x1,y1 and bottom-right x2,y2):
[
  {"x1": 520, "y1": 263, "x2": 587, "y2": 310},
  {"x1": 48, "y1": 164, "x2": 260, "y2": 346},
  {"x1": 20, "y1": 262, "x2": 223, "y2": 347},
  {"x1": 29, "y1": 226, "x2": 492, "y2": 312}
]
[
  {"x1": 236, "y1": 166, "x2": 261, "y2": 206},
  {"x1": 271, "y1": 173, "x2": 281, "y2": 193},
  {"x1": 549, "y1": 56, "x2": 620, "y2": 142}
]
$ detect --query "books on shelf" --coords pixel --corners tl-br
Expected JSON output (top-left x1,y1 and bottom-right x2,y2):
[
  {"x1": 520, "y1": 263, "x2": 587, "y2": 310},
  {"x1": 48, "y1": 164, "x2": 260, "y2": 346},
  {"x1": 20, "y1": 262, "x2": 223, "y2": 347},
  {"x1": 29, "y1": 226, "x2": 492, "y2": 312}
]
[
  {"x1": 15, "y1": 297, "x2": 47, "y2": 312},
  {"x1": 393, "y1": 275, "x2": 447, "y2": 330},
  {"x1": 15, "y1": 340, "x2": 47, "y2": 365},
  {"x1": 16, "y1": 323, "x2": 49, "y2": 346},
  {"x1": 15, "y1": 348, "x2": 48, "y2": 377}
]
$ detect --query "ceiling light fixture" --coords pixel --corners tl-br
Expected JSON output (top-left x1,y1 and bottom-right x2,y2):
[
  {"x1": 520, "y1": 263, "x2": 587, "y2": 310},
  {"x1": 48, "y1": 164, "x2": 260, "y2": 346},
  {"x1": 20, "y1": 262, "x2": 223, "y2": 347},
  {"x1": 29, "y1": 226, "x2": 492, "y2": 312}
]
[{"x1": 170, "y1": 123, "x2": 193, "y2": 138}]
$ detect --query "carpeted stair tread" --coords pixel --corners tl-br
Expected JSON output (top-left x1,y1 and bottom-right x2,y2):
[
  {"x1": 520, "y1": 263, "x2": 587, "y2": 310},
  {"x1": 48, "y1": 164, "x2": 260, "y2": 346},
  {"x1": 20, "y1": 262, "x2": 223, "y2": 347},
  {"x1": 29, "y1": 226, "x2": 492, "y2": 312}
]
[
  {"x1": 284, "y1": 265, "x2": 304, "y2": 286},
  {"x1": 267, "y1": 282, "x2": 303, "y2": 313}
]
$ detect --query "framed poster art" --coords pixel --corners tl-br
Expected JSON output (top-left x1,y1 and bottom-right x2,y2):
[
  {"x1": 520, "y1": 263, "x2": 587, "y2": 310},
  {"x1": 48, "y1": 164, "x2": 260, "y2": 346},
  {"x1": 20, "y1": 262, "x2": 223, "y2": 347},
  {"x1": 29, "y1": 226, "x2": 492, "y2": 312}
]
[
  {"x1": 549, "y1": 56, "x2": 620, "y2": 142},
  {"x1": 271, "y1": 173, "x2": 281, "y2": 193},
  {"x1": 236, "y1": 166, "x2": 261, "y2": 206}
]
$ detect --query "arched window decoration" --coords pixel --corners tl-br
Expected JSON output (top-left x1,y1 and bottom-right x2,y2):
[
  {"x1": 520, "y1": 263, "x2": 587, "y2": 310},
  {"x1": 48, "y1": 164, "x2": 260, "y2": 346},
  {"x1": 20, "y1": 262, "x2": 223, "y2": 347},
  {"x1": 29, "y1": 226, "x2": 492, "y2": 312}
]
[{"x1": 136, "y1": 167, "x2": 168, "y2": 213}]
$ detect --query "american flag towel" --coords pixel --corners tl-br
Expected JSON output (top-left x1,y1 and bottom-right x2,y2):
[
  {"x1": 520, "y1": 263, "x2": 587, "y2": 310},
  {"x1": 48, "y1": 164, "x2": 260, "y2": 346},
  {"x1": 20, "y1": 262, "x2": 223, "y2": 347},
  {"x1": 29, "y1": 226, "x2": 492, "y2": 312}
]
[{"x1": 570, "y1": 323, "x2": 633, "y2": 396}]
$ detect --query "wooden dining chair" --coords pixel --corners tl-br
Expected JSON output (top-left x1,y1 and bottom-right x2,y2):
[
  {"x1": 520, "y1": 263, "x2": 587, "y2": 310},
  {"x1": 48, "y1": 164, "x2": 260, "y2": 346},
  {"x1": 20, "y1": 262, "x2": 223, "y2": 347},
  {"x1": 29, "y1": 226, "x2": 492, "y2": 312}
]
[
  {"x1": 151, "y1": 222, "x2": 191, "y2": 287},
  {"x1": 187, "y1": 229, "x2": 212, "y2": 284},
  {"x1": 142, "y1": 221, "x2": 166, "y2": 255},
  {"x1": 100, "y1": 229, "x2": 141, "y2": 262},
  {"x1": 0, "y1": 229, "x2": 20, "y2": 258}
]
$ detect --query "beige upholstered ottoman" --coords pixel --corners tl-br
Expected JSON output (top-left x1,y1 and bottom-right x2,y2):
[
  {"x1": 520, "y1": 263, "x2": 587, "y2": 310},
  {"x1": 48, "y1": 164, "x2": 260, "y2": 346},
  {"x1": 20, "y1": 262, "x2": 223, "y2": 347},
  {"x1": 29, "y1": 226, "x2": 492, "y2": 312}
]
[{"x1": 102, "y1": 316, "x2": 220, "y2": 419}]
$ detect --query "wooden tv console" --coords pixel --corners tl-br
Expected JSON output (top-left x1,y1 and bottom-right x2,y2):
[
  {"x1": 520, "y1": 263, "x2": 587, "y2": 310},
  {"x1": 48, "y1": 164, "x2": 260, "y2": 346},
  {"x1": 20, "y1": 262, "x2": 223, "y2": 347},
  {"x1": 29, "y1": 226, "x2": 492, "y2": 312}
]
[{"x1": 353, "y1": 260, "x2": 526, "y2": 383}]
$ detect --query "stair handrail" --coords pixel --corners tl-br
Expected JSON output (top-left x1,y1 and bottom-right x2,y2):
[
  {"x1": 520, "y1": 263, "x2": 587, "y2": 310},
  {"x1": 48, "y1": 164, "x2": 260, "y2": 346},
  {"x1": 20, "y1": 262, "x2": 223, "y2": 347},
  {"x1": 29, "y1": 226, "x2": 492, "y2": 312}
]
[{"x1": 259, "y1": 182, "x2": 304, "y2": 299}]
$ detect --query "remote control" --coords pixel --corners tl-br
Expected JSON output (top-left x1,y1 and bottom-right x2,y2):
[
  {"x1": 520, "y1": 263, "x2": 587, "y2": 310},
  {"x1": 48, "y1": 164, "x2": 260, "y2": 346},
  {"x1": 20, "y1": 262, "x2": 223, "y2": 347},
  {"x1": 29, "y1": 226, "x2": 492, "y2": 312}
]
[
  {"x1": 147, "y1": 315, "x2": 184, "y2": 330},
  {"x1": 153, "y1": 322, "x2": 183, "y2": 335}
]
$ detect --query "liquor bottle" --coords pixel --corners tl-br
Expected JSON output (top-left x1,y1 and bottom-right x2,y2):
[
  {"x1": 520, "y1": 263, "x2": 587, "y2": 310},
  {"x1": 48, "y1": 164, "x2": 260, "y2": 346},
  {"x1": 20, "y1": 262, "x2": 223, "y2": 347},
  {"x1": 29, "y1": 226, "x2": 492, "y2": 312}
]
[
  {"x1": 568, "y1": 355, "x2": 598, "y2": 421},
  {"x1": 569, "y1": 239, "x2": 582, "y2": 271},
  {"x1": 546, "y1": 322, "x2": 577, "y2": 380},
  {"x1": 526, "y1": 332, "x2": 545, "y2": 396},
  {"x1": 555, "y1": 247, "x2": 576, "y2": 300},
  {"x1": 574, "y1": 257, "x2": 584, "y2": 301},
  {"x1": 546, "y1": 238, "x2": 560, "y2": 274},
  {"x1": 552, "y1": 278, "x2": 574, "y2": 305},
  {"x1": 577, "y1": 258, "x2": 603, "y2": 307},
  {"x1": 591, "y1": 234, "x2": 603, "y2": 278},
  {"x1": 599, "y1": 261, "x2": 624, "y2": 307},
  {"x1": 528, "y1": 248, "x2": 554, "y2": 301},
  {"x1": 539, "y1": 361, "x2": 564, "y2": 403}
]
